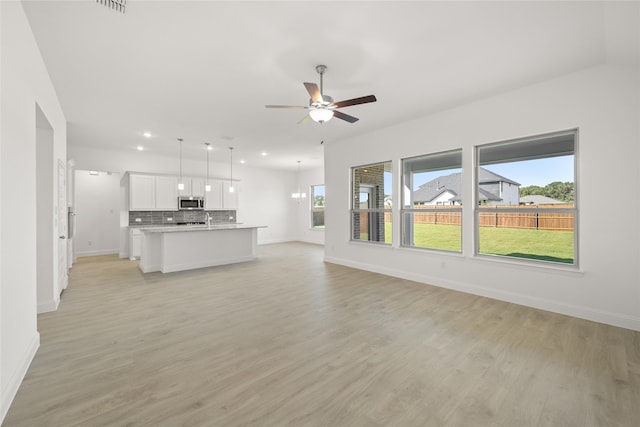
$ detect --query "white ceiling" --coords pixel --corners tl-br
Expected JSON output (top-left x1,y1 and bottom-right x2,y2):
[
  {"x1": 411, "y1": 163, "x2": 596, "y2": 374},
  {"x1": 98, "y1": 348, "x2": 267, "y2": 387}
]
[{"x1": 21, "y1": 0, "x2": 638, "y2": 171}]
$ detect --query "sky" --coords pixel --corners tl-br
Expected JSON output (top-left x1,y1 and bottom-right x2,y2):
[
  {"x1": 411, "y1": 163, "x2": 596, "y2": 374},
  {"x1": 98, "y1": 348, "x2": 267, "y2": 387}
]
[{"x1": 383, "y1": 155, "x2": 574, "y2": 192}]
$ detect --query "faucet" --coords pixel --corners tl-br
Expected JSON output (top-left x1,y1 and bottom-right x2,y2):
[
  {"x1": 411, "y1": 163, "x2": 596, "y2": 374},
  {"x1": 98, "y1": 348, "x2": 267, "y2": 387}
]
[{"x1": 205, "y1": 212, "x2": 212, "y2": 226}]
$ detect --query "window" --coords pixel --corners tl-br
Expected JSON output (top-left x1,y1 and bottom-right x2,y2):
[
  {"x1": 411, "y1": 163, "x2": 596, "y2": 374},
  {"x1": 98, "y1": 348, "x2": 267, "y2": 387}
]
[
  {"x1": 351, "y1": 162, "x2": 392, "y2": 244},
  {"x1": 311, "y1": 185, "x2": 325, "y2": 228},
  {"x1": 402, "y1": 150, "x2": 463, "y2": 252},
  {"x1": 476, "y1": 130, "x2": 577, "y2": 265}
]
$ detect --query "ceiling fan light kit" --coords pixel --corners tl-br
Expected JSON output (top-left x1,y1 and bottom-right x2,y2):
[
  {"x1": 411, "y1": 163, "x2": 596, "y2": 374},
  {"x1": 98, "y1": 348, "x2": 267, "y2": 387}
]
[
  {"x1": 309, "y1": 108, "x2": 333, "y2": 123},
  {"x1": 266, "y1": 64, "x2": 377, "y2": 124}
]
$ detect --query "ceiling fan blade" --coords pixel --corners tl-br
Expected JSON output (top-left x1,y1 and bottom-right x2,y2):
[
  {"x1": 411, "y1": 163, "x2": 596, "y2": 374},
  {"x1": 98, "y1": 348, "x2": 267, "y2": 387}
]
[
  {"x1": 265, "y1": 105, "x2": 307, "y2": 109},
  {"x1": 333, "y1": 110, "x2": 359, "y2": 123},
  {"x1": 297, "y1": 114, "x2": 312, "y2": 124},
  {"x1": 303, "y1": 82, "x2": 323, "y2": 103},
  {"x1": 333, "y1": 95, "x2": 377, "y2": 109}
]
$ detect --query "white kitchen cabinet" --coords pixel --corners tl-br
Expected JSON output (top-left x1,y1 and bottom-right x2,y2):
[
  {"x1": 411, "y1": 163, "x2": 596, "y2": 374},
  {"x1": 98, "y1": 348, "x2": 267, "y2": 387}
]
[
  {"x1": 129, "y1": 173, "x2": 179, "y2": 211},
  {"x1": 177, "y1": 178, "x2": 191, "y2": 197},
  {"x1": 155, "y1": 176, "x2": 178, "y2": 210},
  {"x1": 191, "y1": 178, "x2": 205, "y2": 197},
  {"x1": 130, "y1": 174, "x2": 156, "y2": 210},
  {"x1": 178, "y1": 177, "x2": 205, "y2": 198},
  {"x1": 130, "y1": 228, "x2": 141, "y2": 260},
  {"x1": 223, "y1": 181, "x2": 239, "y2": 210},
  {"x1": 204, "y1": 179, "x2": 223, "y2": 209}
]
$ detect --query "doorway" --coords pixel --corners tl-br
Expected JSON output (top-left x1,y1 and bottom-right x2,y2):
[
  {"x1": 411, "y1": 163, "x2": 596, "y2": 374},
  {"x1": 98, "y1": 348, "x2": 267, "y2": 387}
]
[{"x1": 36, "y1": 104, "x2": 64, "y2": 312}]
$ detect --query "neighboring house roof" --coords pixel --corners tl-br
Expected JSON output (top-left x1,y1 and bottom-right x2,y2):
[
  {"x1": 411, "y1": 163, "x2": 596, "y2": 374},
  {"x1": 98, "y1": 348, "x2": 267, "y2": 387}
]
[
  {"x1": 520, "y1": 195, "x2": 565, "y2": 205},
  {"x1": 478, "y1": 188, "x2": 502, "y2": 202},
  {"x1": 412, "y1": 172, "x2": 462, "y2": 203},
  {"x1": 412, "y1": 167, "x2": 514, "y2": 203},
  {"x1": 477, "y1": 168, "x2": 520, "y2": 186}
]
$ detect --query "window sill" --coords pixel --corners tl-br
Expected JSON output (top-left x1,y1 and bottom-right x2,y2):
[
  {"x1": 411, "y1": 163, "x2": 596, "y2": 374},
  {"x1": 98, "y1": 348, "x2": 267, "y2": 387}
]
[
  {"x1": 349, "y1": 239, "x2": 392, "y2": 247},
  {"x1": 397, "y1": 245, "x2": 464, "y2": 258},
  {"x1": 470, "y1": 253, "x2": 584, "y2": 276}
]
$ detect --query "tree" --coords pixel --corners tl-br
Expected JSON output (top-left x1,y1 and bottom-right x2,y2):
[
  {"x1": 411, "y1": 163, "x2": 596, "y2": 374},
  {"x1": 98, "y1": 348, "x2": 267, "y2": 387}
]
[
  {"x1": 314, "y1": 195, "x2": 325, "y2": 207},
  {"x1": 520, "y1": 182, "x2": 574, "y2": 202},
  {"x1": 520, "y1": 185, "x2": 544, "y2": 197}
]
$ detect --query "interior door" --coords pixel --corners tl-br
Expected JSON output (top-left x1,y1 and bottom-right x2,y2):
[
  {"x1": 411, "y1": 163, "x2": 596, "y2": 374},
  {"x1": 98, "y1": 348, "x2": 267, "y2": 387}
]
[{"x1": 58, "y1": 160, "x2": 68, "y2": 292}]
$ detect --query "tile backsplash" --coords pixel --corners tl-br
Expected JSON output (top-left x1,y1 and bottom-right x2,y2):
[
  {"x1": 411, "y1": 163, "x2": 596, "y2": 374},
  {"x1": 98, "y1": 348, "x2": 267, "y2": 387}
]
[{"x1": 129, "y1": 210, "x2": 236, "y2": 226}]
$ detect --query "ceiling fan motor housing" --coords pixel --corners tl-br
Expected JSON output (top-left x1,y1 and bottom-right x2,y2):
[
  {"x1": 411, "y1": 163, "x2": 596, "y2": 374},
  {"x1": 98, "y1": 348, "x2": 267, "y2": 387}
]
[{"x1": 310, "y1": 95, "x2": 334, "y2": 108}]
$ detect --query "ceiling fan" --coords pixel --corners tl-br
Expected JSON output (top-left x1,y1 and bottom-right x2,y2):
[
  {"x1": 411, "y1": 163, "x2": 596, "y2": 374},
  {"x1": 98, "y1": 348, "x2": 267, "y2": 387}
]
[{"x1": 265, "y1": 64, "x2": 377, "y2": 124}]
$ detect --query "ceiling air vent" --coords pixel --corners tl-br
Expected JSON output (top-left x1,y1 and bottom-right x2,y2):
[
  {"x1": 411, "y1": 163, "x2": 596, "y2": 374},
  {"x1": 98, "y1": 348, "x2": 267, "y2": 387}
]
[{"x1": 96, "y1": 0, "x2": 127, "y2": 13}]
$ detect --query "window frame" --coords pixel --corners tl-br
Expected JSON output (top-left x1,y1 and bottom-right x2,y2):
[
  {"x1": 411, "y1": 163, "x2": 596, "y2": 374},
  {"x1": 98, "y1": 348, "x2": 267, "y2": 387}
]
[
  {"x1": 474, "y1": 129, "x2": 578, "y2": 267},
  {"x1": 350, "y1": 161, "x2": 393, "y2": 245},
  {"x1": 401, "y1": 149, "x2": 463, "y2": 253},
  {"x1": 310, "y1": 184, "x2": 325, "y2": 229}
]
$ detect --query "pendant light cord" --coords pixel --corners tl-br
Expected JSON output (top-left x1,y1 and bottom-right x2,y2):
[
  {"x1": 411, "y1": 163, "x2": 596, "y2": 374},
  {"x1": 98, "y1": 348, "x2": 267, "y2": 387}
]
[
  {"x1": 229, "y1": 147, "x2": 234, "y2": 191},
  {"x1": 178, "y1": 138, "x2": 183, "y2": 184}
]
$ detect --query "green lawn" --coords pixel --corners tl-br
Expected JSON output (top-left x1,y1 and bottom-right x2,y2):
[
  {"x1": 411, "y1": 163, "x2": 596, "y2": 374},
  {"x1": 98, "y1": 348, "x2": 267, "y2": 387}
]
[
  {"x1": 479, "y1": 226, "x2": 574, "y2": 263},
  {"x1": 374, "y1": 223, "x2": 573, "y2": 264}
]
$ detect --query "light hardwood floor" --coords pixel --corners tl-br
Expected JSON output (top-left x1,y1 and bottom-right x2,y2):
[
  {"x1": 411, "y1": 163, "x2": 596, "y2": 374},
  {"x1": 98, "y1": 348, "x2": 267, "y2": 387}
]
[{"x1": 5, "y1": 242, "x2": 640, "y2": 426}]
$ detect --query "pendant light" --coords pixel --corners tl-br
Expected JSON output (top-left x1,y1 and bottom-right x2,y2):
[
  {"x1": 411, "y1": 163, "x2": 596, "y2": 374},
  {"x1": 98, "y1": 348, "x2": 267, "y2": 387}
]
[
  {"x1": 228, "y1": 147, "x2": 235, "y2": 193},
  {"x1": 291, "y1": 160, "x2": 307, "y2": 202},
  {"x1": 177, "y1": 138, "x2": 184, "y2": 191},
  {"x1": 204, "y1": 143, "x2": 212, "y2": 192}
]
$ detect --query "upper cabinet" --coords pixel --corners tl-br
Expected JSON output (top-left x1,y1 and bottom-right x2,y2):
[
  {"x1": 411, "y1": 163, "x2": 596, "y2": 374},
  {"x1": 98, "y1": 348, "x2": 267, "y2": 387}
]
[
  {"x1": 203, "y1": 179, "x2": 238, "y2": 210},
  {"x1": 204, "y1": 179, "x2": 223, "y2": 210},
  {"x1": 223, "y1": 182, "x2": 239, "y2": 210},
  {"x1": 178, "y1": 178, "x2": 205, "y2": 198},
  {"x1": 129, "y1": 173, "x2": 177, "y2": 211},
  {"x1": 126, "y1": 172, "x2": 237, "y2": 211},
  {"x1": 155, "y1": 176, "x2": 178, "y2": 210},
  {"x1": 130, "y1": 174, "x2": 156, "y2": 210}
]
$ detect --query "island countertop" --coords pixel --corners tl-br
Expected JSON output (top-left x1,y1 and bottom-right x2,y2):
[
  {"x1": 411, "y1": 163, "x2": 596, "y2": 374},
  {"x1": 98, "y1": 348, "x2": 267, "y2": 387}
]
[{"x1": 139, "y1": 224, "x2": 266, "y2": 233}]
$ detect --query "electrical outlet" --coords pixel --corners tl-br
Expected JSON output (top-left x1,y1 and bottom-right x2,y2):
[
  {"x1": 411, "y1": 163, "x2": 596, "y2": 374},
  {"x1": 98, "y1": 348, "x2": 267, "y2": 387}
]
[
  {"x1": 229, "y1": 216, "x2": 234, "y2": 220},
  {"x1": 167, "y1": 217, "x2": 173, "y2": 222}
]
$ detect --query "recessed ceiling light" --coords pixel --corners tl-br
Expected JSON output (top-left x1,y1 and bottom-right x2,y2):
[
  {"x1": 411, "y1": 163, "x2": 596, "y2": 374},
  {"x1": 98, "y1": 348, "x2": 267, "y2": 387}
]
[
  {"x1": 89, "y1": 170, "x2": 99, "y2": 175},
  {"x1": 240, "y1": 159, "x2": 246, "y2": 164},
  {"x1": 143, "y1": 132, "x2": 151, "y2": 138},
  {"x1": 137, "y1": 146, "x2": 144, "y2": 151},
  {"x1": 261, "y1": 151, "x2": 267, "y2": 156},
  {"x1": 206, "y1": 144, "x2": 213, "y2": 151}
]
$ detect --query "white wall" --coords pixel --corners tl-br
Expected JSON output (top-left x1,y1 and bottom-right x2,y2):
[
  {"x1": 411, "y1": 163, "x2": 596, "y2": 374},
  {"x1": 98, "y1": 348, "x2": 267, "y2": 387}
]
[
  {"x1": 68, "y1": 146, "x2": 298, "y2": 245},
  {"x1": 325, "y1": 64, "x2": 640, "y2": 331},
  {"x1": 0, "y1": 2, "x2": 67, "y2": 422},
  {"x1": 75, "y1": 170, "x2": 121, "y2": 257}
]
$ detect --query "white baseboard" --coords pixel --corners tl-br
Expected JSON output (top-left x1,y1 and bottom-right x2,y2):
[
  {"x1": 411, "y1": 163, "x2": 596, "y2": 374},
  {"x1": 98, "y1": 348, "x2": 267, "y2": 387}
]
[
  {"x1": 37, "y1": 295, "x2": 60, "y2": 313},
  {"x1": 1, "y1": 332, "x2": 40, "y2": 424},
  {"x1": 257, "y1": 237, "x2": 296, "y2": 245},
  {"x1": 324, "y1": 256, "x2": 640, "y2": 332},
  {"x1": 76, "y1": 249, "x2": 119, "y2": 257}
]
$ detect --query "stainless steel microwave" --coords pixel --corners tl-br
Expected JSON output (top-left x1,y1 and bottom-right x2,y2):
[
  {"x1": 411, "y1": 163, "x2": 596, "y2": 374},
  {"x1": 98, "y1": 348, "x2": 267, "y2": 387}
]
[{"x1": 178, "y1": 196, "x2": 204, "y2": 210}]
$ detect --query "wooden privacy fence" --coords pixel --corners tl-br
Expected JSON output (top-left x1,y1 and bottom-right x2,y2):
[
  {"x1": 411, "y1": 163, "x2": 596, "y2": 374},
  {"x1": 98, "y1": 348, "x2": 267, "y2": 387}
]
[
  {"x1": 383, "y1": 204, "x2": 574, "y2": 231},
  {"x1": 477, "y1": 204, "x2": 574, "y2": 231}
]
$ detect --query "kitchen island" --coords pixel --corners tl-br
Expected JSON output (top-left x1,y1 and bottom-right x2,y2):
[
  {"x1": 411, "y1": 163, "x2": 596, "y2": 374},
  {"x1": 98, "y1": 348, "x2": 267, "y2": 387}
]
[{"x1": 138, "y1": 224, "x2": 266, "y2": 273}]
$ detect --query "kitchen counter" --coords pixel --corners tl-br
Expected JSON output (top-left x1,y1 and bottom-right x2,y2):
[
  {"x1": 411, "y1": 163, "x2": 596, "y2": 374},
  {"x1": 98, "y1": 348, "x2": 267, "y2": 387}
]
[
  {"x1": 138, "y1": 224, "x2": 266, "y2": 273},
  {"x1": 138, "y1": 223, "x2": 256, "y2": 233}
]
